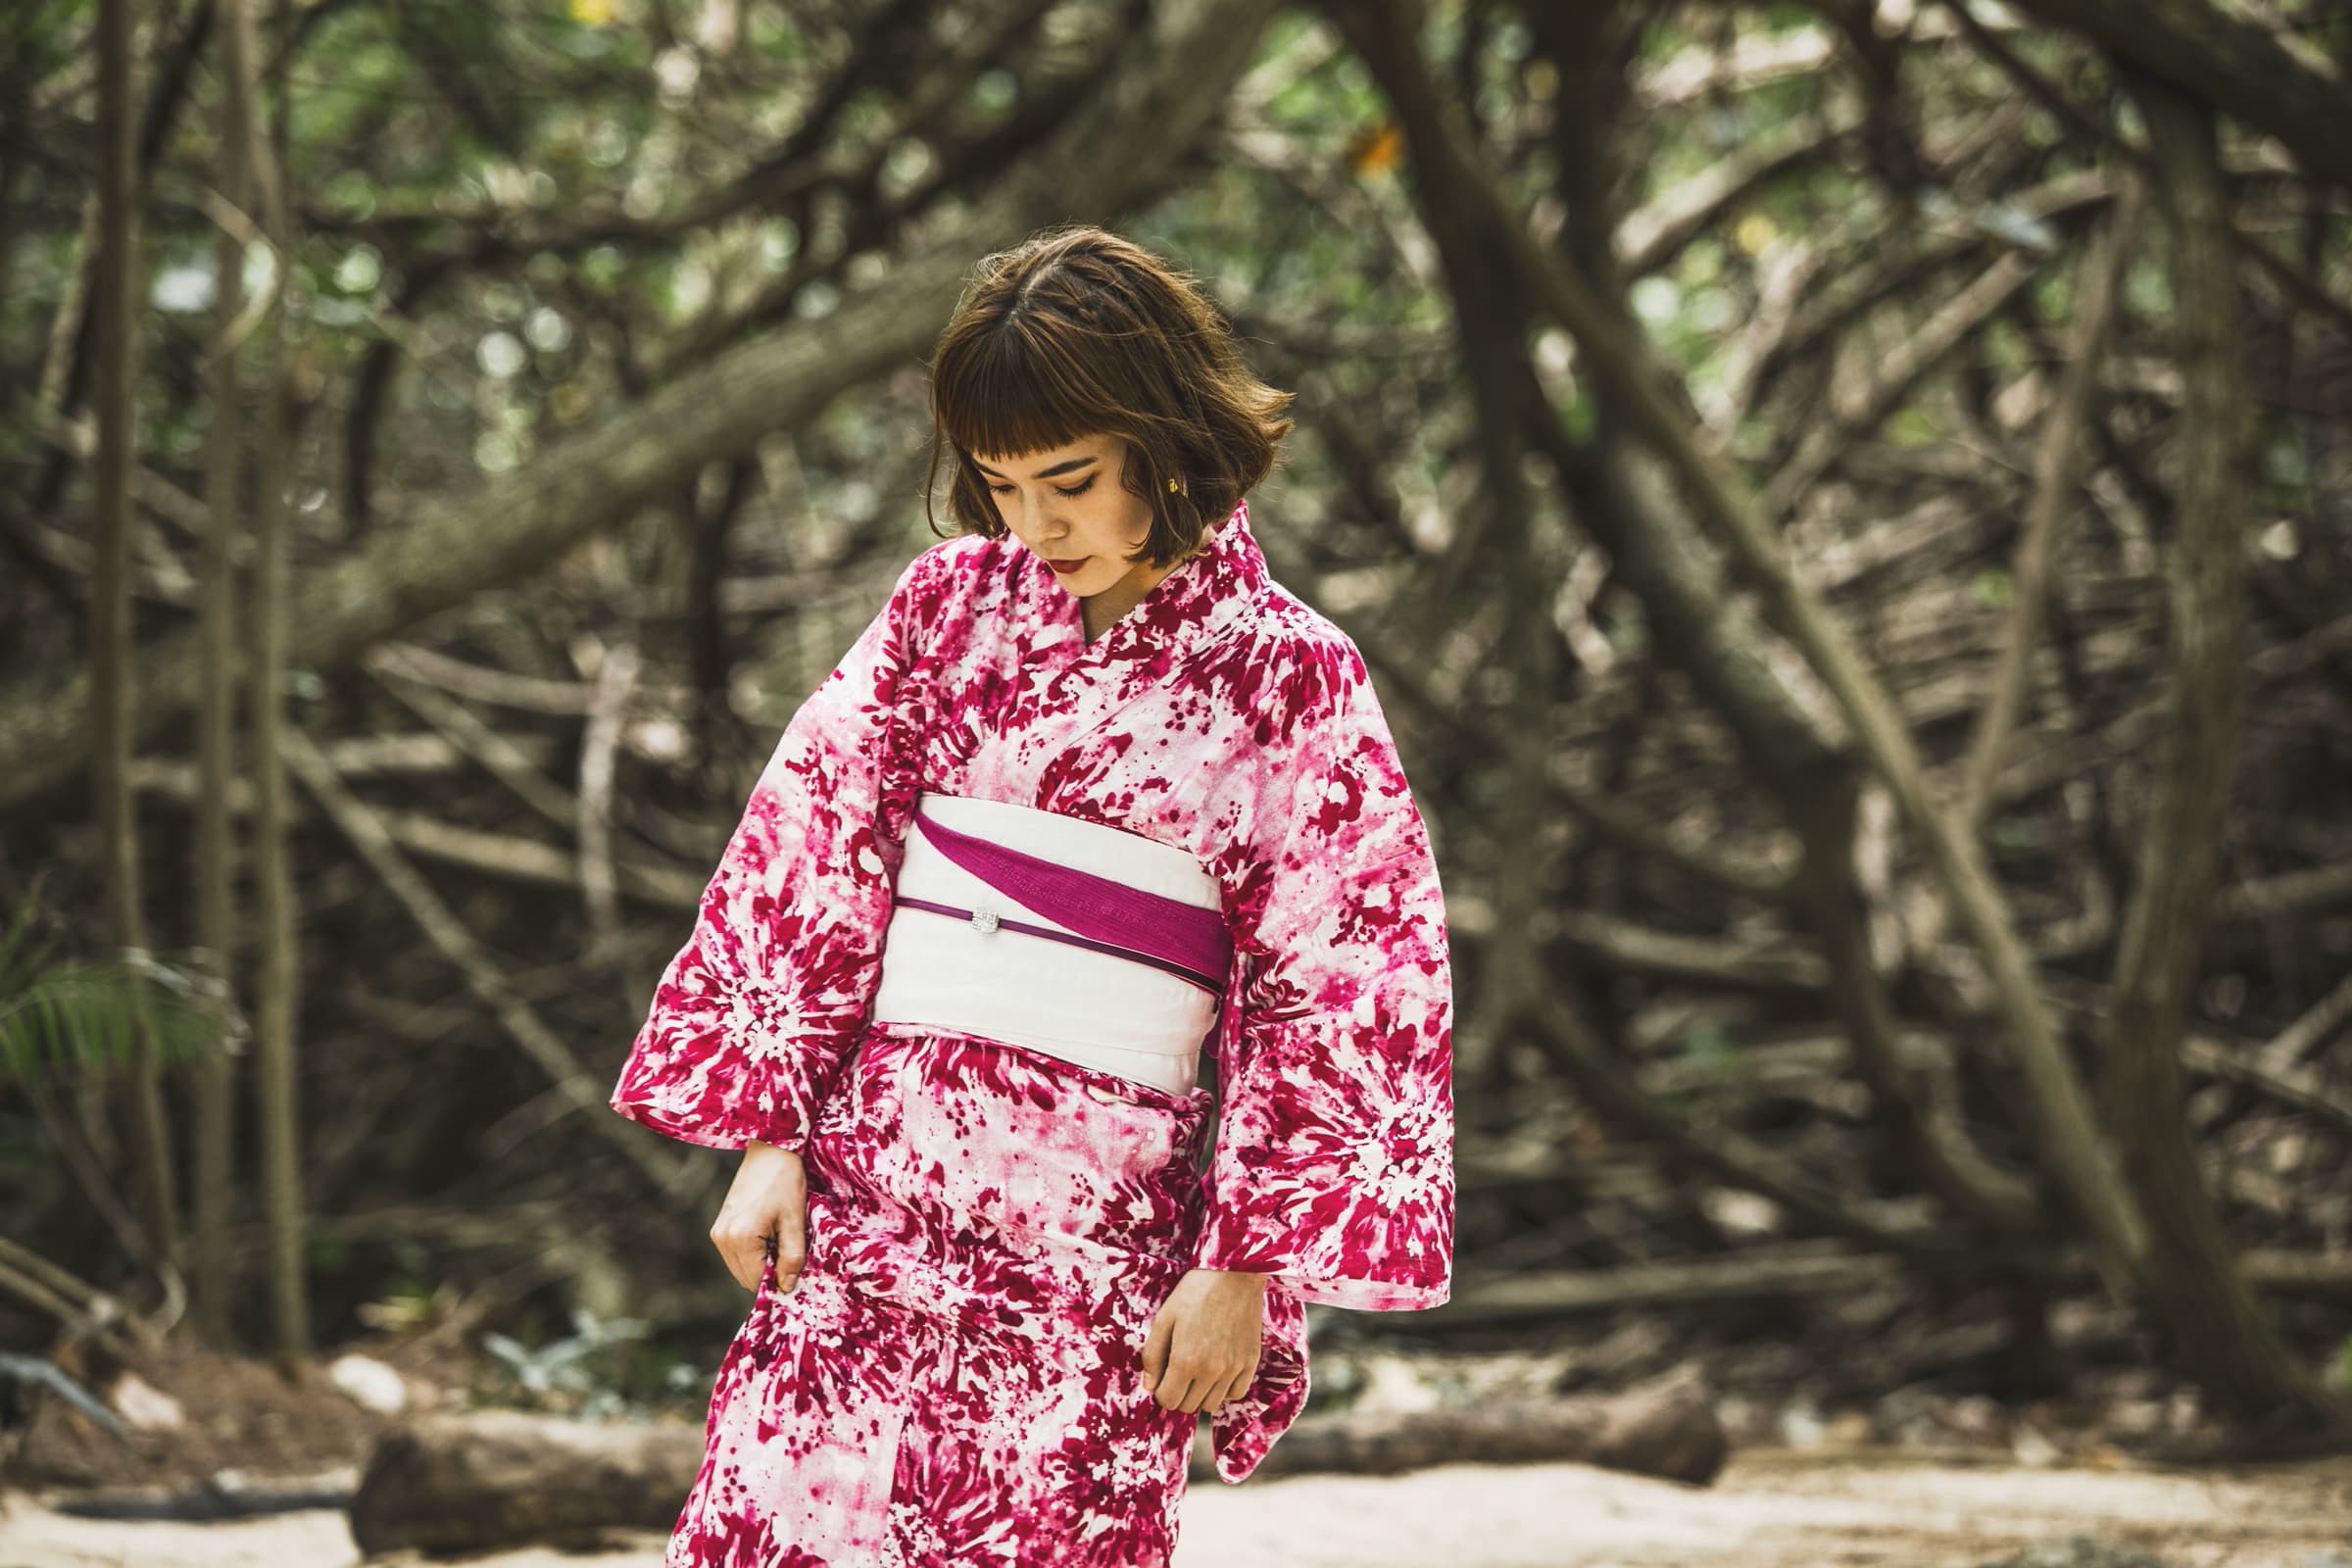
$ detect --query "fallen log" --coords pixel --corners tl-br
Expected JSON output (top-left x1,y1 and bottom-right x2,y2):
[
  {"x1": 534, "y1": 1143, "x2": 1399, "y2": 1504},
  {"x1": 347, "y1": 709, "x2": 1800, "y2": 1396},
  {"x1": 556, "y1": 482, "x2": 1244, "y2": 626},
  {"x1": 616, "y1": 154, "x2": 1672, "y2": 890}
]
[
  {"x1": 353, "y1": 1384, "x2": 1727, "y2": 1555},
  {"x1": 1195, "y1": 1385, "x2": 1728, "y2": 1487},
  {"x1": 1425, "y1": 1243, "x2": 2352, "y2": 1327},
  {"x1": 348, "y1": 1409, "x2": 700, "y2": 1555}
]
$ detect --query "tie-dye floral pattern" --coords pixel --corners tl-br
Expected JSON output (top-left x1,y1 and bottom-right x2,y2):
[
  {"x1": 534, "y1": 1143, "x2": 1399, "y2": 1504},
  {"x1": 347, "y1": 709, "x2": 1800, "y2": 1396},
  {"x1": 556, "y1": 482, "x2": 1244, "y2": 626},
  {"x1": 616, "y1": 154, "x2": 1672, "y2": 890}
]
[{"x1": 610, "y1": 497, "x2": 1454, "y2": 1566}]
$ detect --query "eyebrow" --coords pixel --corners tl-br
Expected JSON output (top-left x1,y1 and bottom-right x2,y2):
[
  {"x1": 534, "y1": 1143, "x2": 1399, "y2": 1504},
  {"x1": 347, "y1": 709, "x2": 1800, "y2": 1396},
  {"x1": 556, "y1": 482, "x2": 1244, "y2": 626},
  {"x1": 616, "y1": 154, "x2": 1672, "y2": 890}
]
[{"x1": 973, "y1": 454, "x2": 1099, "y2": 480}]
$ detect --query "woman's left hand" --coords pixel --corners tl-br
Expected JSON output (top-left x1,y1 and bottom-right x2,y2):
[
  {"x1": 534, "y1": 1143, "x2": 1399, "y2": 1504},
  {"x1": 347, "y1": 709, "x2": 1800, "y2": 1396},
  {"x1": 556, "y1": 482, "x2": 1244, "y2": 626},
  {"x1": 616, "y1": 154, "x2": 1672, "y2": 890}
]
[{"x1": 1139, "y1": 1267, "x2": 1267, "y2": 1413}]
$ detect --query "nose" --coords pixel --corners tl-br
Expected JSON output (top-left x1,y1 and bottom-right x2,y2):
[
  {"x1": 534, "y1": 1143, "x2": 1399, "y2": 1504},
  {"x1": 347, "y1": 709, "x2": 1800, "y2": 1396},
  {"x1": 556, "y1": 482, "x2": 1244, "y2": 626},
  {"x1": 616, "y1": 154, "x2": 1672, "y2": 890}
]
[{"x1": 1007, "y1": 493, "x2": 1069, "y2": 551}]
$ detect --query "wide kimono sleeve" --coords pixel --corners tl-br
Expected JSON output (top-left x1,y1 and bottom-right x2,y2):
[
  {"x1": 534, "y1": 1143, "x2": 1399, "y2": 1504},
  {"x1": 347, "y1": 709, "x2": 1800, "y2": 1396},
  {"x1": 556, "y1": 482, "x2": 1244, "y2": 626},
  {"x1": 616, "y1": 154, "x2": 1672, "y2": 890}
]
[
  {"x1": 607, "y1": 548, "x2": 934, "y2": 1154},
  {"x1": 1194, "y1": 635, "x2": 1455, "y2": 1310}
]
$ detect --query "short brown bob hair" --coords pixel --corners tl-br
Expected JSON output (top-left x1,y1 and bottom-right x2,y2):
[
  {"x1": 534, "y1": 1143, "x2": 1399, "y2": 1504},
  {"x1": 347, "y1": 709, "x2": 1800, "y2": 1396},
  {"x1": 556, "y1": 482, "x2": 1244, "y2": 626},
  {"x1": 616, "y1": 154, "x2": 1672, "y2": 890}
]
[{"x1": 923, "y1": 224, "x2": 1295, "y2": 570}]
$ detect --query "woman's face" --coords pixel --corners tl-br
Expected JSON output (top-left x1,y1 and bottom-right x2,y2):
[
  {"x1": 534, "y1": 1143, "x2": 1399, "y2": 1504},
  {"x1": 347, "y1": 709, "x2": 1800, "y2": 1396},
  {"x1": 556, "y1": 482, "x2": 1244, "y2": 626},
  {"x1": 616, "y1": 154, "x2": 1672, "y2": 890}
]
[{"x1": 970, "y1": 433, "x2": 1169, "y2": 602}]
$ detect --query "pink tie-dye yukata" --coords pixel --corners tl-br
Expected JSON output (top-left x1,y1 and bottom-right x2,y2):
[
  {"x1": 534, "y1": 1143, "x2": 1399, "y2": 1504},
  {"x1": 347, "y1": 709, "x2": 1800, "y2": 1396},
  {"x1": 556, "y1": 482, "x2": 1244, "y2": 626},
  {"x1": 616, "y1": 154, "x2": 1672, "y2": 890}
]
[{"x1": 609, "y1": 496, "x2": 1454, "y2": 1567}]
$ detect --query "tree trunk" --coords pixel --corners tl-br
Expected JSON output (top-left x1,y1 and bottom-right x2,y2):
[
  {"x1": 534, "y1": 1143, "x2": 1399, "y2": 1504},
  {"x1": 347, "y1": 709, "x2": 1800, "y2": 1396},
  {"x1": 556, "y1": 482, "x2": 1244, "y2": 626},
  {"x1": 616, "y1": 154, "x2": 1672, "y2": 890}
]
[
  {"x1": 2102, "y1": 70, "x2": 2339, "y2": 1431},
  {"x1": 2008, "y1": 0, "x2": 2352, "y2": 186},
  {"x1": 190, "y1": 0, "x2": 263, "y2": 1352},
  {"x1": 252, "y1": 0, "x2": 309, "y2": 1371},
  {"x1": 93, "y1": 0, "x2": 180, "y2": 1302},
  {"x1": 1428, "y1": 0, "x2": 2151, "y2": 1289}
]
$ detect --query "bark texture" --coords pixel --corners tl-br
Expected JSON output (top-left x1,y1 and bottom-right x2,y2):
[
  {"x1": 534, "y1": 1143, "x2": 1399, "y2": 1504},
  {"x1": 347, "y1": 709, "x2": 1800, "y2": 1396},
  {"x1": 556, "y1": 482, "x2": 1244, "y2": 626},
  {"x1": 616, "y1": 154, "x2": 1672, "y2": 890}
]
[{"x1": 2103, "y1": 70, "x2": 2337, "y2": 1427}]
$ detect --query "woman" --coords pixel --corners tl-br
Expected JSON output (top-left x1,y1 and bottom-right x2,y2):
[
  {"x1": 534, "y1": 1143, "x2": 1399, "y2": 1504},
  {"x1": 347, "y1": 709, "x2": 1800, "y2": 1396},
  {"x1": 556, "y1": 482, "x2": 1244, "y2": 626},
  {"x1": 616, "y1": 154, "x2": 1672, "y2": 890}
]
[{"x1": 609, "y1": 224, "x2": 1454, "y2": 1568}]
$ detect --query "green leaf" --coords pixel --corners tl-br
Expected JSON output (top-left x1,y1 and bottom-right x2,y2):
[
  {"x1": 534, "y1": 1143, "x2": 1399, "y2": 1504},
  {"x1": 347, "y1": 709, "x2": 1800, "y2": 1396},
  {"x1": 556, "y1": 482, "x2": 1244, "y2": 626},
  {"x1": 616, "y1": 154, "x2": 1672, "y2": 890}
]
[
  {"x1": 1888, "y1": 408, "x2": 1940, "y2": 448},
  {"x1": 0, "y1": 931, "x2": 235, "y2": 1085},
  {"x1": 1678, "y1": 1019, "x2": 1742, "y2": 1079}
]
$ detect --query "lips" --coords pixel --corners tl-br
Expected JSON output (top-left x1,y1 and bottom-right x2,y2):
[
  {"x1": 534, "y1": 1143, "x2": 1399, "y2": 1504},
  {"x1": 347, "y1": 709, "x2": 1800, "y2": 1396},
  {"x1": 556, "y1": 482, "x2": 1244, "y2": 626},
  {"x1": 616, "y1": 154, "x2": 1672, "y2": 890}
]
[{"x1": 1045, "y1": 556, "x2": 1088, "y2": 575}]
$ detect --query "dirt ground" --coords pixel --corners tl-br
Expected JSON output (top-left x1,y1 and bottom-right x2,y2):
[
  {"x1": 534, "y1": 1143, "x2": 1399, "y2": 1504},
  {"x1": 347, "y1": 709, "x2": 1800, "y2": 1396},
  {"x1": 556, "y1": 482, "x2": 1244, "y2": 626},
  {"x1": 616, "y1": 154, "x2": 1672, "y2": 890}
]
[{"x1": 4, "y1": 1449, "x2": 2349, "y2": 1568}]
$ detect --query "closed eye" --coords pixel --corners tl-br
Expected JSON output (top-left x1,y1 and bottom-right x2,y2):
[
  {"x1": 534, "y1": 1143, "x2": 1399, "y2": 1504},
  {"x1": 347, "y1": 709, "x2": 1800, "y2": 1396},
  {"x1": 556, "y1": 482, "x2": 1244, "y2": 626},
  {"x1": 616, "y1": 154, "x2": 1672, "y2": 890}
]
[{"x1": 989, "y1": 475, "x2": 1097, "y2": 501}]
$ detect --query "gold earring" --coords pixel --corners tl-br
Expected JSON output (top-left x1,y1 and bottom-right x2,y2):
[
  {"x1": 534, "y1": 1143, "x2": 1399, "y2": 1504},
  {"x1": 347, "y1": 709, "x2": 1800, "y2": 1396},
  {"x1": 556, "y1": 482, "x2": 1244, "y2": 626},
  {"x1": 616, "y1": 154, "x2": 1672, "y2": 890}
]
[{"x1": 1167, "y1": 476, "x2": 1182, "y2": 494}]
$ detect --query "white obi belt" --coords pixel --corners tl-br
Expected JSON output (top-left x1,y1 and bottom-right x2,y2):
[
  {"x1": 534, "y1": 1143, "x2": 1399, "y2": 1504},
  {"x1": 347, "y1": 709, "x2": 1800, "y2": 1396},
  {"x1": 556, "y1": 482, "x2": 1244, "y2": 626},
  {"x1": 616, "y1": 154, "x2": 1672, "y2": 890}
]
[{"x1": 867, "y1": 792, "x2": 1231, "y2": 1098}]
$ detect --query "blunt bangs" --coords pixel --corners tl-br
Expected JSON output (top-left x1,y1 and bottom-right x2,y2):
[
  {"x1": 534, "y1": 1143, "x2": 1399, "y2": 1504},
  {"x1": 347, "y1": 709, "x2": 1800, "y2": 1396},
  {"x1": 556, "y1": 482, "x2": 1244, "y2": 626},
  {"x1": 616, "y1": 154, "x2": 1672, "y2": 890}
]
[{"x1": 922, "y1": 223, "x2": 1295, "y2": 570}]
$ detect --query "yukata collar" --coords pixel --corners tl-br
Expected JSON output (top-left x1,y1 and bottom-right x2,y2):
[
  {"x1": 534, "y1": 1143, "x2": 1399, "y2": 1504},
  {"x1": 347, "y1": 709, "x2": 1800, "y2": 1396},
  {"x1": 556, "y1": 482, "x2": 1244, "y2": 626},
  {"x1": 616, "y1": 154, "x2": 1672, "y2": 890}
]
[{"x1": 1037, "y1": 495, "x2": 1271, "y2": 674}]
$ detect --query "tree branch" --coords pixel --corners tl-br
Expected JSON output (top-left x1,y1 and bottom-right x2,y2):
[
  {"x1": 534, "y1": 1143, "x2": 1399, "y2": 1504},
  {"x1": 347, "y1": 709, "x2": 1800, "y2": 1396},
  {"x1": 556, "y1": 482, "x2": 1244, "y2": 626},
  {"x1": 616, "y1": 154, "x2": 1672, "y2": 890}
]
[
  {"x1": 0, "y1": 0, "x2": 1285, "y2": 816},
  {"x1": 278, "y1": 725, "x2": 692, "y2": 1197},
  {"x1": 2007, "y1": 0, "x2": 2352, "y2": 187}
]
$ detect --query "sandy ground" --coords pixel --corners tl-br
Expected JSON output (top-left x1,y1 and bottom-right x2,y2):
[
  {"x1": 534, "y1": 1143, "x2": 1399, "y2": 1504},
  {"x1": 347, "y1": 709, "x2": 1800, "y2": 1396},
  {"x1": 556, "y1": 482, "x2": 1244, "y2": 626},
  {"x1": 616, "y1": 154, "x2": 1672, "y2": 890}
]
[{"x1": 4, "y1": 1450, "x2": 2350, "y2": 1568}]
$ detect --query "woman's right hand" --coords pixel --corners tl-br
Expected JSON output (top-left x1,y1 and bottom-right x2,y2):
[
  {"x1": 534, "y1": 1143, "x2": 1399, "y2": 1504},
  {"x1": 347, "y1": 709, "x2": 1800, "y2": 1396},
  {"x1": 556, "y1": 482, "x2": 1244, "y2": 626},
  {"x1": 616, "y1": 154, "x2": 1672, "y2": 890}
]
[{"x1": 710, "y1": 1140, "x2": 808, "y2": 1294}]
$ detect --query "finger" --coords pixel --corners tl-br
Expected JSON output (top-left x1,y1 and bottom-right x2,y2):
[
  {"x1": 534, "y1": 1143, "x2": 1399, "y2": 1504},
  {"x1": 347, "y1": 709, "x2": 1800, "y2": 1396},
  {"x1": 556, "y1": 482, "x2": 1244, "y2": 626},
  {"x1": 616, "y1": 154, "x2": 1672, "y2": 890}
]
[
  {"x1": 1161, "y1": 1361, "x2": 1209, "y2": 1414},
  {"x1": 773, "y1": 1218, "x2": 808, "y2": 1296},
  {"x1": 1213, "y1": 1361, "x2": 1258, "y2": 1411},
  {"x1": 1198, "y1": 1367, "x2": 1242, "y2": 1414},
  {"x1": 1139, "y1": 1310, "x2": 1174, "y2": 1396},
  {"x1": 1193, "y1": 1364, "x2": 1242, "y2": 1415},
  {"x1": 1207, "y1": 1347, "x2": 1259, "y2": 1412}
]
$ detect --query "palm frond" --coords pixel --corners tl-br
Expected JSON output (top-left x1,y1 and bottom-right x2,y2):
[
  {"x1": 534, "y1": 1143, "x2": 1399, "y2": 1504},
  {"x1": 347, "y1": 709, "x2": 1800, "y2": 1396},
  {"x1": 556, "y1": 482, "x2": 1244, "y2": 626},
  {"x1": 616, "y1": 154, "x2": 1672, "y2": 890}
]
[{"x1": 0, "y1": 895, "x2": 241, "y2": 1085}]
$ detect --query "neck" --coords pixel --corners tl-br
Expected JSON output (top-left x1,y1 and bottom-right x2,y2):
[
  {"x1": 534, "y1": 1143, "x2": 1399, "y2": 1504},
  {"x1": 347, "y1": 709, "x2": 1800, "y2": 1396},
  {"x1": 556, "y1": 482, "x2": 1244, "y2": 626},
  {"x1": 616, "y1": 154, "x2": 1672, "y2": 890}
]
[
  {"x1": 1083, "y1": 585, "x2": 1150, "y2": 644},
  {"x1": 1083, "y1": 539, "x2": 1202, "y2": 642},
  {"x1": 1077, "y1": 526, "x2": 1223, "y2": 644}
]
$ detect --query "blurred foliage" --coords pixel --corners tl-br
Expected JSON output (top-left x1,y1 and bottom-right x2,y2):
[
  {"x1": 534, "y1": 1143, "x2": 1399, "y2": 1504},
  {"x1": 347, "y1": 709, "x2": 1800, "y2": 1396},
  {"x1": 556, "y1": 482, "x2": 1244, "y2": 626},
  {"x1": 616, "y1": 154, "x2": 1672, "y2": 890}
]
[
  {"x1": 477, "y1": 1302, "x2": 705, "y2": 1420},
  {"x1": 5, "y1": 0, "x2": 2352, "y2": 1432},
  {"x1": 0, "y1": 874, "x2": 238, "y2": 1085}
]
